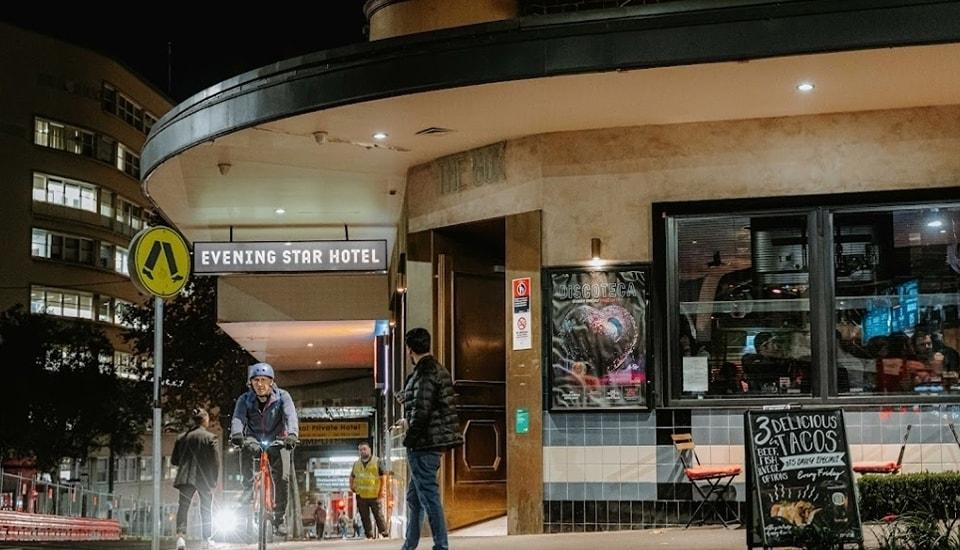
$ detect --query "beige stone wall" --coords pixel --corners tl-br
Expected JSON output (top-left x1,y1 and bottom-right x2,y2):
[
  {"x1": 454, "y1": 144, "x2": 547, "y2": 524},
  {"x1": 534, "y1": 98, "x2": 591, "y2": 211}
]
[
  {"x1": 368, "y1": 0, "x2": 517, "y2": 41},
  {"x1": 406, "y1": 105, "x2": 960, "y2": 265}
]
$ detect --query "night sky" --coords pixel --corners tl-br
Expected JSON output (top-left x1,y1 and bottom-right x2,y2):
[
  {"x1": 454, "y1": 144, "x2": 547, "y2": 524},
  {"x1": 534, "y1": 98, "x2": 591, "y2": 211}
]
[{"x1": 2, "y1": 5, "x2": 368, "y2": 103}]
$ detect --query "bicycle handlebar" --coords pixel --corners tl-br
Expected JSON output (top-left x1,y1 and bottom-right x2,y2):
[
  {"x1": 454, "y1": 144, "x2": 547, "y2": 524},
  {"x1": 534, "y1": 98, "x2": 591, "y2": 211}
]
[{"x1": 233, "y1": 437, "x2": 285, "y2": 451}]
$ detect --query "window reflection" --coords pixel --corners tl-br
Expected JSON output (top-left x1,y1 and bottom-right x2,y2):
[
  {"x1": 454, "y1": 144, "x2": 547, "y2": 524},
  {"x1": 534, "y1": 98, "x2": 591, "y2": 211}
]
[
  {"x1": 834, "y1": 208, "x2": 960, "y2": 395},
  {"x1": 677, "y1": 215, "x2": 812, "y2": 398}
]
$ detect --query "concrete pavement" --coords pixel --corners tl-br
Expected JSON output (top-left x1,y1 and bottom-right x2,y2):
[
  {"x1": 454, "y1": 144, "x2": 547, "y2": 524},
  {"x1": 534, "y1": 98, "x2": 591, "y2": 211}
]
[{"x1": 0, "y1": 525, "x2": 885, "y2": 550}]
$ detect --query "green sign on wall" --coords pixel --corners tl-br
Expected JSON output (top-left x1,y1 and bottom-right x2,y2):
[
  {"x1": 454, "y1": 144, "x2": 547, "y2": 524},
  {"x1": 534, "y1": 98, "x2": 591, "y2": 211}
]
[{"x1": 515, "y1": 408, "x2": 529, "y2": 434}]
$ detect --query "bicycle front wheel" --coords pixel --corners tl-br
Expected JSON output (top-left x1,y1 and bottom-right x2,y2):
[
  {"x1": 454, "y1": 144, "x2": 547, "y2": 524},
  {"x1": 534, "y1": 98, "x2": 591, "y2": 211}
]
[{"x1": 258, "y1": 478, "x2": 268, "y2": 550}]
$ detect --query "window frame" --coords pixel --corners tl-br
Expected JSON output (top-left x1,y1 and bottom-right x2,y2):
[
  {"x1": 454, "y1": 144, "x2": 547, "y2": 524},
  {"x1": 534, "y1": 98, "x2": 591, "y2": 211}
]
[{"x1": 654, "y1": 187, "x2": 960, "y2": 408}]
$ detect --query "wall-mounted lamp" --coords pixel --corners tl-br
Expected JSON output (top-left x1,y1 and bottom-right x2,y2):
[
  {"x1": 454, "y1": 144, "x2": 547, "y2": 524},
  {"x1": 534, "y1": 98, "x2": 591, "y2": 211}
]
[
  {"x1": 217, "y1": 163, "x2": 231, "y2": 176},
  {"x1": 396, "y1": 252, "x2": 407, "y2": 293},
  {"x1": 590, "y1": 238, "x2": 604, "y2": 266}
]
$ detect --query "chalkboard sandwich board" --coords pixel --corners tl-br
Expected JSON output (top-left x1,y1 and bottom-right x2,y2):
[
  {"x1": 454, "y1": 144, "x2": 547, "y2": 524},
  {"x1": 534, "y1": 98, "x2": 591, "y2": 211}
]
[{"x1": 745, "y1": 408, "x2": 863, "y2": 549}]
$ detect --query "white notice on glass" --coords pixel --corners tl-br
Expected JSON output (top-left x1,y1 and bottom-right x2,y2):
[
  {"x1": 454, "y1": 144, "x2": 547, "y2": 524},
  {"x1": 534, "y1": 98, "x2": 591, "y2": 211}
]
[{"x1": 682, "y1": 356, "x2": 709, "y2": 393}]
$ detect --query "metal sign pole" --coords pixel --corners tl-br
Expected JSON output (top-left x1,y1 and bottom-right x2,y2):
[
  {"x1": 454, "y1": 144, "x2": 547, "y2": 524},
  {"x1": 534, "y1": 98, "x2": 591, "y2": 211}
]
[{"x1": 152, "y1": 296, "x2": 163, "y2": 550}]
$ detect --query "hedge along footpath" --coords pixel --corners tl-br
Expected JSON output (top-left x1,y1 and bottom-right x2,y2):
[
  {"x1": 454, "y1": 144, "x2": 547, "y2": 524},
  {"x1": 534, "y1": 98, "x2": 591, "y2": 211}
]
[{"x1": 858, "y1": 472, "x2": 960, "y2": 520}]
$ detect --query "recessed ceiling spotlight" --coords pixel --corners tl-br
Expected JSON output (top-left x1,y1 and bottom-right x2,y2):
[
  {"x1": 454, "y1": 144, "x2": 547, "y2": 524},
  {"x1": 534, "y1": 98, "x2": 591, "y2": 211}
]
[
  {"x1": 275, "y1": 208, "x2": 286, "y2": 215},
  {"x1": 307, "y1": 342, "x2": 314, "y2": 348},
  {"x1": 315, "y1": 360, "x2": 322, "y2": 365},
  {"x1": 797, "y1": 82, "x2": 815, "y2": 93},
  {"x1": 372, "y1": 132, "x2": 388, "y2": 140}
]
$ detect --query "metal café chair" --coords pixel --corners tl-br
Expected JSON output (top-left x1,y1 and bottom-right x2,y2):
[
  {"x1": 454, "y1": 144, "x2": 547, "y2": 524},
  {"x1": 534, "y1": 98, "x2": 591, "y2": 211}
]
[
  {"x1": 671, "y1": 433, "x2": 742, "y2": 528},
  {"x1": 853, "y1": 424, "x2": 912, "y2": 475}
]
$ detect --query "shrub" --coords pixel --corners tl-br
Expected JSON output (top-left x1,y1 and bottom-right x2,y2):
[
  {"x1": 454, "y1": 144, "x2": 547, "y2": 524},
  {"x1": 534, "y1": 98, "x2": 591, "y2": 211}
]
[{"x1": 859, "y1": 472, "x2": 960, "y2": 521}]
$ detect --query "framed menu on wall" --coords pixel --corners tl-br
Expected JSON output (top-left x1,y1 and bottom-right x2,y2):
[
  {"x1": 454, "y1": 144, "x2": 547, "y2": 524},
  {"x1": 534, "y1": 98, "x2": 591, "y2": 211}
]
[
  {"x1": 543, "y1": 265, "x2": 651, "y2": 410},
  {"x1": 744, "y1": 408, "x2": 863, "y2": 548}
]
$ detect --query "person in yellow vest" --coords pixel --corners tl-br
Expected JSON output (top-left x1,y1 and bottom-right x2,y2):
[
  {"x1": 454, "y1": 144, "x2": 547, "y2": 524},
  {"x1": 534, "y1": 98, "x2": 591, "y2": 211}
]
[{"x1": 350, "y1": 441, "x2": 389, "y2": 539}]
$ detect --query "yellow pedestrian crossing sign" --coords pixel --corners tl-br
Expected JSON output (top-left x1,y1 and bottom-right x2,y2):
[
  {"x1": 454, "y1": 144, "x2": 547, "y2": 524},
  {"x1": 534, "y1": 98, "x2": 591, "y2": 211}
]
[{"x1": 128, "y1": 227, "x2": 191, "y2": 299}]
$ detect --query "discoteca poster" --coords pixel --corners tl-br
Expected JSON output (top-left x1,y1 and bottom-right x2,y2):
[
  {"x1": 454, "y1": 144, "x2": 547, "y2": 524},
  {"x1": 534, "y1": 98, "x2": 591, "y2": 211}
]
[{"x1": 546, "y1": 266, "x2": 650, "y2": 409}]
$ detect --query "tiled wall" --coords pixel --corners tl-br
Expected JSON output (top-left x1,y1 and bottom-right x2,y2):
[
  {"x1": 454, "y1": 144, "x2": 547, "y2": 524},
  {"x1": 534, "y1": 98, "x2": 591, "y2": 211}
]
[{"x1": 542, "y1": 405, "x2": 960, "y2": 532}]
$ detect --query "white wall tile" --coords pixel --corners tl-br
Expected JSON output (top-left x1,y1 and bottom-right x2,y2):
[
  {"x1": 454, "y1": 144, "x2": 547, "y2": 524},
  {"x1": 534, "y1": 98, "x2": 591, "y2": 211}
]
[
  {"x1": 942, "y1": 443, "x2": 960, "y2": 464},
  {"x1": 584, "y1": 446, "x2": 604, "y2": 465},
  {"x1": 566, "y1": 446, "x2": 585, "y2": 465},
  {"x1": 602, "y1": 446, "x2": 621, "y2": 465},
  {"x1": 711, "y1": 446, "x2": 731, "y2": 464},
  {"x1": 567, "y1": 462, "x2": 586, "y2": 483},
  {"x1": 903, "y1": 445, "x2": 922, "y2": 465},
  {"x1": 921, "y1": 444, "x2": 942, "y2": 465},
  {"x1": 848, "y1": 445, "x2": 863, "y2": 462},
  {"x1": 620, "y1": 446, "x2": 639, "y2": 465},
  {"x1": 638, "y1": 446, "x2": 657, "y2": 464},
  {"x1": 620, "y1": 464, "x2": 642, "y2": 482},
  {"x1": 861, "y1": 445, "x2": 882, "y2": 462},
  {"x1": 729, "y1": 446, "x2": 745, "y2": 465},
  {"x1": 880, "y1": 444, "x2": 901, "y2": 462},
  {"x1": 603, "y1": 463, "x2": 620, "y2": 482},
  {"x1": 585, "y1": 463, "x2": 603, "y2": 482},
  {"x1": 901, "y1": 464, "x2": 922, "y2": 474},
  {"x1": 637, "y1": 463, "x2": 657, "y2": 483}
]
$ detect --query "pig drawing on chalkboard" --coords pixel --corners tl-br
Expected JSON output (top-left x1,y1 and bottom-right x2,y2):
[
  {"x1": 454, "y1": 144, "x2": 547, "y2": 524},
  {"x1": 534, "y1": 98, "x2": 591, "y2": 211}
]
[{"x1": 771, "y1": 500, "x2": 820, "y2": 526}]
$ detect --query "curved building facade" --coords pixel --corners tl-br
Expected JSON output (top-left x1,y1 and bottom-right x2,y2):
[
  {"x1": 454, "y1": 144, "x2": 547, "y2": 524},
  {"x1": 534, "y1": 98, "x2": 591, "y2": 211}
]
[
  {"x1": 142, "y1": 1, "x2": 960, "y2": 536},
  {"x1": 0, "y1": 22, "x2": 170, "y2": 355}
]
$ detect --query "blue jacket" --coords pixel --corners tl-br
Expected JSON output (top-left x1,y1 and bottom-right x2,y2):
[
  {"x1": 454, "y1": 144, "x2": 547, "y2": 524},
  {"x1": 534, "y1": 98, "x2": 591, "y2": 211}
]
[{"x1": 230, "y1": 387, "x2": 299, "y2": 442}]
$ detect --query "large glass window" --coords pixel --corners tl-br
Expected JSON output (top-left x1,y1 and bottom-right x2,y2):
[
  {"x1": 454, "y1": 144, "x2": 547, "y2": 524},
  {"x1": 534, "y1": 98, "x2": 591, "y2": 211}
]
[
  {"x1": 34, "y1": 117, "x2": 139, "y2": 176},
  {"x1": 834, "y1": 207, "x2": 960, "y2": 396},
  {"x1": 31, "y1": 228, "x2": 97, "y2": 267},
  {"x1": 675, "y1": 215, "x2": 812, "y2": 399},
  {"x1": 114, "y1": 247, "x2": 129, "y2": 275},
  {"x1": 100, "y1": 189, "x2": 114, "y2": 219},
  {"x1": 662, "y1": 193, "x2": 960, "y2": 404},
  {"x1": 32, "y1": 286, "x2": 100, "y2": 322},
  {"x1": 33, "y1": 173, "x2": 98, "y2": 214}
]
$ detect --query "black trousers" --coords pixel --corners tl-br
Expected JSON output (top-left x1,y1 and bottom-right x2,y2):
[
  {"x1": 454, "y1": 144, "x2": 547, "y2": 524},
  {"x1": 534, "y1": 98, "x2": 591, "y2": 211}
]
[
  {"x1": 176, "y1": 484, "x2": 212, "y2": 539},
  {"x1": 240, "y1": 446, "x2": 288, "y2": 523},
  {"x1": 356, "y1": 496, "x2": 387, "y2": 538}
]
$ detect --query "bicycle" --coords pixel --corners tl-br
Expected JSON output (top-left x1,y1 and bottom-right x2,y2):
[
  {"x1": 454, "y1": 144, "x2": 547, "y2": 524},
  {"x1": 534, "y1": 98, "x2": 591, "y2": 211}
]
[{"x1": 238, "y1": 438, "x2": 284, "y2": 550}]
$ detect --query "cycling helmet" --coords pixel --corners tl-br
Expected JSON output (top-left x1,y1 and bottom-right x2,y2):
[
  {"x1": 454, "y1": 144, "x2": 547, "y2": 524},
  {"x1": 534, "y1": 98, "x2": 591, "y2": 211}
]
[{"x1": 248, "y1": 362, "x2": 275, "y2": 380}]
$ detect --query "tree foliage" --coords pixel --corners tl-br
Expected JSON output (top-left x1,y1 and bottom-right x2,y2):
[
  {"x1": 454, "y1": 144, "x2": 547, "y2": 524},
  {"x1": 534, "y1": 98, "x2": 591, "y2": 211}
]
[
  {"x1": 0, "y1": 306, "x2": 150, "y2": 473},
  {"x1": 122, "y1": 276, "x2": 252, "y2": 430}
]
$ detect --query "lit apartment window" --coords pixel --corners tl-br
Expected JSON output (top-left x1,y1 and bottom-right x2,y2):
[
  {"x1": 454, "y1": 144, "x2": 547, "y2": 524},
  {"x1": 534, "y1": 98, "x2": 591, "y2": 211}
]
[
  {"x1": 31, "y1": 228, "x2": 50, "y2": 257},
  {"x1": 97, "y1": 297, "x2": 112, "y2": 323},
  {"x1": 99, "y1": 243, "x2": 112, "y2": 270},
  {"x1": 102, "y1": 82, "x2": 157, "y2": 135},
  {"x1": 30, "y1": 286, "x2": 93, "y2": 320},
  {"x1": 31, "y1": 228, "x2": 97, "y2": 267},
  {"x1": 35, "y1": 117, "x2": 138, "y2": 177},
  {"x1": 34, "y1": 117, "x2": 94, "y2": 157},
  {"x1": 117, "y1": 198, "x2": 143, "y2": 230},
  {"x1": 114, "y1": 247, "x2": 129, "y2": 275},
  {"x1": 116, "y1": 143, "x2": 140, "y2": 179},
  {"x1": 33, "y1": 173, "x2": 98, "y2": 213},
  {"x1": 100, "y1": 189, "x2": 114, "y2": 219}
]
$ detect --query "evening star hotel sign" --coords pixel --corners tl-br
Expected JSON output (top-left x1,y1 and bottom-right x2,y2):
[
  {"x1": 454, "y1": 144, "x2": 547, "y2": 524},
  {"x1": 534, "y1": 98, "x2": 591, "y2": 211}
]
[{"x1": 193, "y1": 240, "x2": 387, "y2": 274}]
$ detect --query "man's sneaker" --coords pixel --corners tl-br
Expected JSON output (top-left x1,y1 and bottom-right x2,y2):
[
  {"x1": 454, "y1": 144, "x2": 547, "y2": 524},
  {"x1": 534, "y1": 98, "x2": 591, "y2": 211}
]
[{"x1": 176, "y1": 535, "x2": 186, "y2": 550}]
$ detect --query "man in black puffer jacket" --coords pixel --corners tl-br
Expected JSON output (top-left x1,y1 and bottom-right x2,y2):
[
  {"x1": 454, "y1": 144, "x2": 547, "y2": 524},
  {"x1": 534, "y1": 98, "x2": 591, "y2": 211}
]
[{"x1": 400, "y1": 328, "x2": 463, "y2": 550}]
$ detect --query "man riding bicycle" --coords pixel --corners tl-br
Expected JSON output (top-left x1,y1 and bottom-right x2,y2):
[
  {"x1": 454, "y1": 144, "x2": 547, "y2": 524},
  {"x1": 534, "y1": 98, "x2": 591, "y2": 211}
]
[{"x1": 230, "y1": 362, "x2": 299, "y2": 537}]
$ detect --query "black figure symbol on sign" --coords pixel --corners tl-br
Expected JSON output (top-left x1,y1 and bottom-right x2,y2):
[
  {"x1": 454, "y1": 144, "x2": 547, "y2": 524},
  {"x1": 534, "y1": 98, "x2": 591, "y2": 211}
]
[{"x1": 141, "y1": 241, "x2": 184, "y2": 282}]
